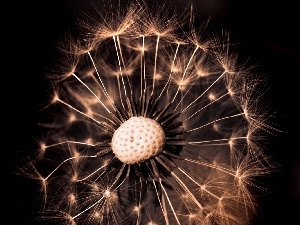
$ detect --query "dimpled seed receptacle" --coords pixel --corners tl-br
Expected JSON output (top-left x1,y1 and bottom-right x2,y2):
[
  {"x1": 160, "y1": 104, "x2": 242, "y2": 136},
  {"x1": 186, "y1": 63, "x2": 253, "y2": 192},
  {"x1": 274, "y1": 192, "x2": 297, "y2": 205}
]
[{"x1": 111, "y1": 116, "x2": 166, "y2": 164}]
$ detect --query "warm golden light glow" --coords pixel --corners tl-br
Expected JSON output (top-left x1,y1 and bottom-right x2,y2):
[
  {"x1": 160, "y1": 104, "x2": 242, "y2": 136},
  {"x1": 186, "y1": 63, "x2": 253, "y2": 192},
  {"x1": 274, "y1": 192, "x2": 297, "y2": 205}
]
[{"x1": 16, "y1": 1, "x2": 281, "y2": 225}]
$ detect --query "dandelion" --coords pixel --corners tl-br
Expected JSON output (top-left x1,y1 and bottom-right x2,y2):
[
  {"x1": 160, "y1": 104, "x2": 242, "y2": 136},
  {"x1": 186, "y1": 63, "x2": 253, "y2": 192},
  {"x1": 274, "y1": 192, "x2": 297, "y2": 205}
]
[{"x1": 17, "y1": 1, "x2": 281, "y2": 224}]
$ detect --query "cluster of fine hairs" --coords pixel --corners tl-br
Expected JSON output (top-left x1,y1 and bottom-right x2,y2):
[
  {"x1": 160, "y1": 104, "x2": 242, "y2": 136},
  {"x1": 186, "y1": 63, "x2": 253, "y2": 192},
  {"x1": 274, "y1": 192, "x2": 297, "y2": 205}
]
[{"x1": 17, "y1": 0, "x2": 280, "y2": 224}]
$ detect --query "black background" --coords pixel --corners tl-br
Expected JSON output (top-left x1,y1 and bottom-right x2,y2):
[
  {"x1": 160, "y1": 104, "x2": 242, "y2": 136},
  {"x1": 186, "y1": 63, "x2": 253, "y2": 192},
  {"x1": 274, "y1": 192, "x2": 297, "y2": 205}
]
[{"x1": 4, "y1": 0, "x2": 299, "y2": 224}]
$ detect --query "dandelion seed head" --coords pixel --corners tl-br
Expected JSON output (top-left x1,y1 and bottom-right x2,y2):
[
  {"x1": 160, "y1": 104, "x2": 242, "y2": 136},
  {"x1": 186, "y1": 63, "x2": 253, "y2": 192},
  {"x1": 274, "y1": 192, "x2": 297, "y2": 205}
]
[
  {"x1": 111, "y1": 116, "x2": 165, "y2": 164},
  {"x1": 16, "y1": 1, "x2": 282, "y2": 224}
]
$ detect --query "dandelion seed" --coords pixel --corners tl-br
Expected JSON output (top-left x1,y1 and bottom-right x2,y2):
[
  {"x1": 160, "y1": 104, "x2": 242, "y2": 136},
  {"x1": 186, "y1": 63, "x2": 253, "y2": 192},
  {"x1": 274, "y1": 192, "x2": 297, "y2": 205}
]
[{"x1": 16, "y1": 1, "x2": 281, "y2": 225}]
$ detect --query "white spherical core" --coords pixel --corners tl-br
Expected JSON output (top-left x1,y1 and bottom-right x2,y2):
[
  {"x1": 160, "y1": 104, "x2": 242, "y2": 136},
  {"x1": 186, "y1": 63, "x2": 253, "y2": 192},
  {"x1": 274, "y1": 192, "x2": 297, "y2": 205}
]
[{"x1": 111, "y1": 116, "x2": 166, "y2": 164}]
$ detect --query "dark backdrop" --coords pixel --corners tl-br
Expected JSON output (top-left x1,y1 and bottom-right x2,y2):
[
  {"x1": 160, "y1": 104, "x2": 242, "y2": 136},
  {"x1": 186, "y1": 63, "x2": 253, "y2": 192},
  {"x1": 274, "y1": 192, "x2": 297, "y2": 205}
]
[{"x1": 4, "y1": 0, "x2": 298, "y2": 224}]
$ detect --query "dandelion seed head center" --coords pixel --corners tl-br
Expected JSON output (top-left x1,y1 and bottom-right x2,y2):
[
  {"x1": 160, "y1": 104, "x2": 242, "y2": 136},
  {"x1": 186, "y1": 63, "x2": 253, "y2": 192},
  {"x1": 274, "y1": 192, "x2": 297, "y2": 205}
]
[{"x1": 111, "y1": 116, "x2": 165, "y2": 164}]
